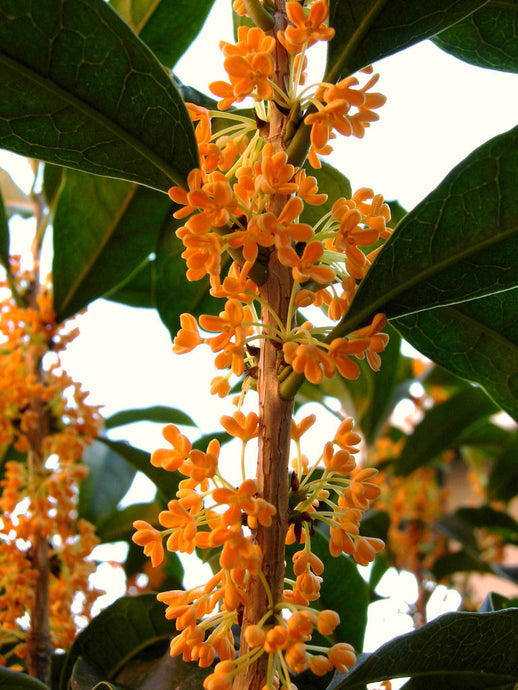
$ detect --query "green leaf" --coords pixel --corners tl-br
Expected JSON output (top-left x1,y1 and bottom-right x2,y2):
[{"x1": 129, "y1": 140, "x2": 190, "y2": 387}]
[
  {"x1": 393, "y1": 386, "x2": 497, "y2": 476},
  {"x1": 480, "y1": 591, "x2": 518, "y2": 612},
  {"x1": 104, "y1": 256, "x2": 155, "y2": 309},
  {"x1": 455, "y1": 505, "x2": 518, "y2": 534},
  {"x1": 95, "y1": 500, "x2": 161, "y2": 543},
  {"x1": 0, "y1": 667, "x2": 49, "y2": 689},
  {"x1": 98, "y1": 437, "x2": 181, "y2": 501},
  {"x1": 431, "y1": 549, "x2": 494, "y2": 581},
  {"x1": 338, "y1": 124, "x2": 518, "y2": 334},
  {"x1": 394, "y1": 288, "x2": 518, "y2": 423},
  {"x1": 332, "y1": 609, "x2": 518, "y2": 689},
  {"x1": 79, "y1": 440, "x2": 137, "y2": 524},
  {"x1": 59, "y1": 594, "x2": 172, "y2": 690},
  {"x1": 105, "y1": 405, "x2": 196, "y2": 430},
  {"x1": 154, "y1": 213, "x2": 225, "y2": 337},
  {"x1": 42, "y1": 163, "x2": 63, "y2": 208},
  {"x1": 70, "y1": 657, "x2": 129, "y2": 690},
  {"x1": 433, "y1": 1, "x2": 518, "y2": 74},
  {"x1": 52, "y1": 171, "x2": 172, "y2": 321},
  {"x1": 114, "y1": 647, "x2": 211, "y2": 690},
  {"x1": 0, "y1": 0, "x2": 198, "y2": 191},
  {"x1": 488, "y1": 429, "x2": 518, "y2": 502},
  {"x1": 111, "y1": 0, "x2": 216, "y2": 69},
  {"x1": 326, "y1": 0, "x2": 489, "y2": 81}
]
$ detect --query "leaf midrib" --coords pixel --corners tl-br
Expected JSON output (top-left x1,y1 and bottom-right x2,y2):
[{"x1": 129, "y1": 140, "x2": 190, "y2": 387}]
[
  {"x1": 332, "y1": 219, "x2": 518, "y2": 338},
  {"x1": 0, "y1": 51, "x2": 183, "y2": 189}
]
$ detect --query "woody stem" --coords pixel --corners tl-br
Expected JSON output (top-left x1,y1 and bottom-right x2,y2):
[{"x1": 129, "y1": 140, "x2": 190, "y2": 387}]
[{"x1": 234, "y1": 3, "x2": 293, "y2": 689}]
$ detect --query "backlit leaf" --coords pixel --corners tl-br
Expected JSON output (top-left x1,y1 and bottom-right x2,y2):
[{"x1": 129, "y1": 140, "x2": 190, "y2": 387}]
[
  {"x1": 338, "y1": 125, "x2": 518, "y2": 334},
  {"x1": 52, "y1": 171, "x2": 172, "y2": 321},
  {"x1": 332, "y1": 609, "x2": 518, "y2": 689},
  {"x1": 433, "y1": 1, "x2": 518, "y2": 74},
  {"x1": 394, "y1": 288, "x2": 518, "y2": 422},
  {"x1": 0, "y1": 166, "x2": 32, "y2": 218},
  {"x1": 111, "y1": 0, "x2": 216, "y2": 69},
  {"x1": 104, "y1": 405, "x2": 196, "y2": 430},
  {"x1": 326, "y1": 0, "x2": 488, "y2": 81},
  {"x1": 0, "y1": 0, "x2": 198, "y2": 191}
]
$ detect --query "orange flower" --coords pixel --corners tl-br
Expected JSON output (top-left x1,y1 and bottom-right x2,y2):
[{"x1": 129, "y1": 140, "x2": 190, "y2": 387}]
[
  {"x1": 328, "y1": 338, "x2": 363, "y2": 379},
  {"x1": 283, "y1": 340, "x2": 335, "y2": 384},
  {"x1": 169, "y1": 168, "x2": 204, "y2": 219},
  {"x1": 173, "y1": 313, "x2": 203, "y2": 354},
  {"x1": 220, "y1": 25, "x2": 275, "y2": 58},
  {"x1": 151, "y1": 424, "x2": 192, "y2": 471},
  {"x1": 257, "y1": 196, "x2": 313, "y2": 248},
  {"x1": 220, "y1": 410, "x2": 259, "y2": 441},
  {"x1": 279, "y1": 0, "x2": 335, "y2": 55},
  {"x1": 226, "y1": 215, "x2": 276, "y2": 263},
  {"x1": 328, "y1": 642, "x2": 356, "y2": 672},
  {"x1": 180, "y1": 231, "x2": 223, "y2": 281},
  {"x1": 199, "y1": 299, "x2": 248, "y2": 353},
  {"x1": 132, "y1": 520, "x2": 164, "y2": 568},
  {"x1": 278, "y1": 241, "x2": 335, "y2": 284},
  {"x1": 186, "y1": 171, "x2": 238, "y2": 234},
  {"x1": 294, "y1": 169, "x2": 327, "y2": 205},
  {"x1": 291, "y1": 413, "x2": 316, "y2": 441},
  {"x1": 256, "y1": 143, "x2": 298, "y2": 196}
]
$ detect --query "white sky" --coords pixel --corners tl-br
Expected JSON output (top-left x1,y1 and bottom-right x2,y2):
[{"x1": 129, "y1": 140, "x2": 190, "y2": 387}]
[{"x1": 1, "y1": 0, "x2": 517, "y2": 662}]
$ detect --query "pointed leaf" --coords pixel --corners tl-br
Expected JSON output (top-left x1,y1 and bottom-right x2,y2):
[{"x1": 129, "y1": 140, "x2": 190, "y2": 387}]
[
  {"x1": 393, "y1": 386, "x2": 497, "y2": 476},
  {"x1": 95, "y1": 500, "x2": 161, "y2": 543},
  {"x1": 433, "y1": 1, "x2": 518, "y2": 74},
  {"x1": 0, "y1": 0, "x2": 198, "y2": 191},
  {"x1": 432, "y1": 548, "x2": 494, "y2": 581},
  {"x1": 70, "y1": 657, "x2": 128, "y2": 690},
  {"x1": 0, "y1": 668, "x2": 49, "y2": 689},
  {"x1": 98, "y1": 437, "x2": 181, "y2": 501},
  {"x1": 111, "y1": 0, "x2": 216, "y2": 69},
  {"x1": 455, "y1": 505, "x2": 518, "y2": 534},
  {"x1": 79, "y1": 440, "x2": 137, "y2": 524},
  {"x1": 104, "y1": 256, "x2": 155, "y2": 308},
  {"x1": 60, "y1": 594, "x2": 172, "y2": 690},
  {"x1": 336, "y1": 125, "x2": 518, "y2": 337},
  {"x1": 326, "y1": 0, "x2": 488, "y2": 81},
  {"x1": 104, "y1": 406, "x2": 195, "y2": 430},
  {"x1": 52, "y1": 171, "x2": 172, "y2": 320},
  {"x1": 332, "y1": 609, "x2": 518, "y2": 689},
  {"x1": 394, "y1": 288, "x2": 518, "y2": 422}
]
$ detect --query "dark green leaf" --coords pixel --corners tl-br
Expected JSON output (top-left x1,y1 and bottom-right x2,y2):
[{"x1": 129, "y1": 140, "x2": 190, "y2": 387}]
[
  {"x1": 435, "y1": 514, "x2": 479, "y2": 553},
  {"x1": 332, "y1": 609, "x2": 518, "y2": 689},
  {"x1": 104, "y1": 256, "x2": 155, "y2": 309},
  {"x1": 95, "y1": 501, "x2": 161, "y2": 543},
  {"x1": 42, "y1": 163, "x2": 63, "y2": 208},
  {"x1": 114, "y1": 647, "x2": 211, "y2": 690},
  {"x1": 154, "y1": 213, "x2": 225, "y2": 337},
  {"x1": 394, "y1": 386, "x2": 497, "y2": 476},
  {"x1": 59, "y1": 594, "x2": 172, "y2": 690},
  {"x1": 433, "y1": 1, "x2": 518, "y2": 74},
  {"x1": 480, "y1": 591, "x2": 518, "y2": 613},
  {"x1": 455, "y1": 505, "x2": 518, "y2": 533},
  {"x1": 98, "y1": 437, "x2": 181, "y2": 501},
  {"x1": 0, "y1": 667, "x2": 49, "y2": 689},
  {"x1": 0, "y1": 0, "x2": 198, "y2": 191},
  {"x1": 52, "y1": 171, "x2": 172, "y2": 321},
  {"x1": 105, "y1": 406, "x2": 196, "y2": 430},
  {"x1": 0, "y1": 184, "x2": 8, "y2": 269},
  {"x1": 457, "y1": 418, "x2": 510, "y2": 449},
  {"x1": 488, "y1": 429, "x2": 518, "y2": 501},
  {"x1": 79, "y1": 440, "x2": 137, "y2": 524},
  {"x1": 70, "y1": 656, "x2": 129, "y2": 690},
  {"x1": 111, "y1": 0, "x2": 216, "y2": 69},
  {"x1": 337, "y1": 124, "x2": 518, "y2": 335},
  {"x1": 432, "y1": 548, "x2": 494, "y2": 581},
  {"x1": 326, "y1": 0, "x2": 488, "y2": 81},
  {"x1": 394, "y1": 288, "x2": 518, "y2": 423}
]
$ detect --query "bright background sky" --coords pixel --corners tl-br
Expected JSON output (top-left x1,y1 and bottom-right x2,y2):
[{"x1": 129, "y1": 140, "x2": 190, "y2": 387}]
[{"x1": 2, "y1": 0, "x2": 518, "y2": 672}]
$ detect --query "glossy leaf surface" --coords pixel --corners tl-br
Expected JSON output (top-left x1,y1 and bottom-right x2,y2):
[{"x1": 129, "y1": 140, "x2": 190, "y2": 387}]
[
  {"x1": 433, "y1": 1, "x2": 518, "y2": 73},
  {"x1": 111, "y1": 0, "x2": 215, "y2": 69},
  {"x1": 393, "y1": 386, "x2": 497, "y2": 476},
  {"x1": 326, "y1": 0, "x2": 488, "y2": 81},
  {"x1": 338, "y1": 125, "x2": 518, "y2": 334},
  {"x1": 333, "y1": 609, "x2": 518, "y2": 689},
  {"x1": 0, "y1": 0, "x2": 198, "y2": 191},
  {"x1": 52, "y1": 171, "x2": 172, "y2": 321},
  {"x1": 394, "y1": 288, "x2": 518, "y2": 423}
]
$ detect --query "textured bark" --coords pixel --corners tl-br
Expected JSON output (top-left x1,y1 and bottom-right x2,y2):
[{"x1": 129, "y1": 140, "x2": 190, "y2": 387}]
[{"x1": 234, "y1": 3, "x2": 293, "y2": 688}]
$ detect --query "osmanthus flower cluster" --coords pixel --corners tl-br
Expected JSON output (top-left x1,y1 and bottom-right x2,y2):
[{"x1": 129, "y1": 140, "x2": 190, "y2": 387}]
[
  {"x1": 0, "y1": 260, "x2": 103, "y2": 660},
  {"x1": 134, "y1": 1, "x2": 390, "y2": 688},
  {"x1": 133, "y1": 411, "x2": 383, "y2": 689}
]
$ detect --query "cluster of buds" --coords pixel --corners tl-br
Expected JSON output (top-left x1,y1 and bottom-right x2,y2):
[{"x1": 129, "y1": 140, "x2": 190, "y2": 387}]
[
  {"x1": 134, "y1": 411, "x2": 383, "y2": 689},
  {"x1": 0, "y1": 259, "x2": 103, "y2": 659}
]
